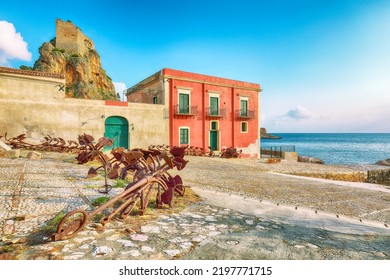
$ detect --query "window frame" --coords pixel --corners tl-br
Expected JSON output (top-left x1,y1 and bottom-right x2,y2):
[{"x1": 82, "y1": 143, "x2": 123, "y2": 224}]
[
  {"x1": 240, "y1": 121, "x2": 248, "y2": 133},
  {"x1": 239, "y1": 97, "x2": 249, "y2": 117},
  {"x1": 179, "y1": 126, "x2": 190, "y2": 146},
  {"x1": 209, "y1": 92, "x2": 220, "y2": 116},
  {"x1": 178, "y1": 89, "x2": 191, "y2": 114}
]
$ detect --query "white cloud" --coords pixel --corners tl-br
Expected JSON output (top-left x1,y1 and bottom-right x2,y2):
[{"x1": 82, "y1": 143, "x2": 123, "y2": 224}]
[
  {"x1": 284, "y1": 106, "x2": 317, "y2": 121},
  {"x1": 113, "y1": 82, "x2": 127, "y2": 101},
  {"x1": 0, "y1": 21, "x2": 31, "y2": 65}
]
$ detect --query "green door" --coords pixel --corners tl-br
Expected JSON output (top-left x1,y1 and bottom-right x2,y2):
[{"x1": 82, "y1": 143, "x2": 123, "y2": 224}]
[
  {"x1": 104, "y1": 116, "x2": 129, "y2": 149},
  {"x1": 210, "y1": 131, "x2": 218, "y2": 151},
  {"x1": 210, "y1": 97, "x2": 219, "y2": 116},
  {"x1": 209, "y1": 121, "x2": 218, "y2": 151}
]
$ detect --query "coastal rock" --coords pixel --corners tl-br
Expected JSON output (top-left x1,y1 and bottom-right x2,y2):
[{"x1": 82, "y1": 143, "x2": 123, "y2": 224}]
[
  {"x1": 375, "y1": 158, "x2": 390, "y2": 166},
  {"x1": 32, "y1": 19, "x2": 116, "y2": 100},
  {"x1": 260, "y1": 128, "x2": 281, "y2": 139},
  {"x1": 298, "y1": 156, "x2": 324, "y2": 164}
]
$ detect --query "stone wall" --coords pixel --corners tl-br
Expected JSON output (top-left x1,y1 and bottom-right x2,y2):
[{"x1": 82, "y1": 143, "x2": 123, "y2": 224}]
[
  {"x1": 367, "y1": 169, "x2": 390, "y2": 184},
  {"x1": 0, "y1": 68, "x2": 169, "y2": 149}
]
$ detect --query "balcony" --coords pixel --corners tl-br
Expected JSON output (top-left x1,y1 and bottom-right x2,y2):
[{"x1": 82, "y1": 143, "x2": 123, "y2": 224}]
[
  {"x1": 236, "y1": 109, "x2": 255, "y2": 119},
  {"x1": 174, "y1": 105, "x2": 198, "y2": 117},
  {"x1": 205, "y1": 107, "x2": 226, "y2": 118}
]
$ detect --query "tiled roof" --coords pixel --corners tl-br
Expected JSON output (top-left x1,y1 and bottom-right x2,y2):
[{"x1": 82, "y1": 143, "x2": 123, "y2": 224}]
[{"x1": 0, "y1": 66, "x2": 64, "y2": 79}]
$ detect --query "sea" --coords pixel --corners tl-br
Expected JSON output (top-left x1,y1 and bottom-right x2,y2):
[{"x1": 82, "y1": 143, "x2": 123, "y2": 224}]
[{"x1": 260, "y1": 133, "x2": 390, "y2": 165}]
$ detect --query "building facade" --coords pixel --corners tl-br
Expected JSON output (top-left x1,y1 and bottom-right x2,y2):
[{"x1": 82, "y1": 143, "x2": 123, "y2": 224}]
[{"x1": 127, "y1": 68, "x2": 261, "y2": 157}]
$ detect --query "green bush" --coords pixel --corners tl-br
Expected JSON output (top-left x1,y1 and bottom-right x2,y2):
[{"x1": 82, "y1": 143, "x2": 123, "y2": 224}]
[
  {"x1": 112, "y1": 179, "x2": 130, "y2": 188},
  {"x1": 19, "y1": 65, "x2": 33, "y2": 70},
  {"x1": 91, "y1": 196, "x2": 110, "y2": 207},
  {"x1": 52, "y1": 48, "x2": 65, "y2": 53}
]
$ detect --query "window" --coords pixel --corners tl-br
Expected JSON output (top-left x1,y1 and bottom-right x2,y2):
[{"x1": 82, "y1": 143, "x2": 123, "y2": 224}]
[
  {"x1": 209, "y1": 96, "x2": 219, "y2": 116},
  {"x1": 152, "y1": 96, "x2": 158, "y2": 104},
  {"x1": 179, "y1": 93, "x2": 190, "y2": 114},
  {"x1": 240, "y1": 99, "x2": 248, "y2": 117},
  {"x1": 179, "y1": 127, "x2": 189, "y2": 145},
  {"x1": 211, "y1": 121, "x2": 218, "y2": 130},
  {"x1": 241, "y1": 121, "x2": 248, "y2": 133}
]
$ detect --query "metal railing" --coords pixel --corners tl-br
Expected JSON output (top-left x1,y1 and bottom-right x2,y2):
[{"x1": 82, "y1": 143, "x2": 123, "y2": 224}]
[
  {"x1": 174, "y1": 105, "x2": 198, "y2": 116},
  {"x1": 205, "y1": 107, "x2": 226, "y2": 118},
  {"x1": 235, "y1": 109, "x2": 255, "y2": 119},
  {"x1": 260, "y1": 145, "x2": 296, "y2": 158}
]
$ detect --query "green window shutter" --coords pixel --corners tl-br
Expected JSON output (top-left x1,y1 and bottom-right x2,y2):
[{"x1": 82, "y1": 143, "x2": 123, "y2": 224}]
[
  {"x1": 179, "y1": 93, "x2": 189, "y2": 114},
  {"x1": 240, "y1": 100, "x2": 248, "y2": 117},
  {"x1": 180, "y1": 128, "x2": 189, "y2": 144},
  {"x1": 211, "y1": 121, "x2": 217, "y2": 130},
  {"x1": 210, "y1": 97, "x2": 219, "y2": 115}
]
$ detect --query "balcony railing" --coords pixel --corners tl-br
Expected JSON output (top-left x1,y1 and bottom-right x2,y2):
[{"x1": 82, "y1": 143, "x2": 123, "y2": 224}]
[
  {"x1": 174, "y1": 105, "x2": 198, "y2": 116},
  {"x1": 236, "y1": 109, "x2": 255, "y2": 119},
  {"x1": 205, "y1": 107, "x2": 226, "y2": 118}
]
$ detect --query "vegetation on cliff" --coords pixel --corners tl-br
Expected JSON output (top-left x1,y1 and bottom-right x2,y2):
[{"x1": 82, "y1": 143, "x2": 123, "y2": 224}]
[{"x1": 30, "y1": 38, "x2": 117, "y2": 100}]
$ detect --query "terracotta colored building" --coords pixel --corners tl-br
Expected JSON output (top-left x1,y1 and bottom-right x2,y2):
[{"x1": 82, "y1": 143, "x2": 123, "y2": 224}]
[{"x1": 127, "y1": 68, "x2": 261, "y2": 157}]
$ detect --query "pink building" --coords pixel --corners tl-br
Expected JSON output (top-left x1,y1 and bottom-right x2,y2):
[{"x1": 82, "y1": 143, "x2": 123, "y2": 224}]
[{"x1": 127, "y1": 68, "x2": 261, "y2": 157}]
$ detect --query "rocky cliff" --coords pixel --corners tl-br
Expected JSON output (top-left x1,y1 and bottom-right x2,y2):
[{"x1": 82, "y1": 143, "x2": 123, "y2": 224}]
[
  {"x1": 32, "y1": 22, "x2": 117, "y2": 100},
  {"x1": 260, "y1": 128, "x2": 281, "y2": 139}
]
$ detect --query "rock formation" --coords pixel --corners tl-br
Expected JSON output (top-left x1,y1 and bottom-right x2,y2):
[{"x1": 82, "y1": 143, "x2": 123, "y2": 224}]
[
  {"x1": 260, "y1": 128, "x2": 281, "y2": 139},
  {"x1": 298, "y1": 156, "x2": 324, "y2": 164},
  {"x1": 32, "y1": 19, "x2": 117, "y2": 100},
  {"x1": 375, "y1": 158, "x2": 390, "y2": 166}
]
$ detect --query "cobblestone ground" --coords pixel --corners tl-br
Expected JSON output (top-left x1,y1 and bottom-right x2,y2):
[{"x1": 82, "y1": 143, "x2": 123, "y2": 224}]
[
  {"x1": 0, "y1": 153, "x2": 389, "y2": 260},
  {"x1": 171, "y1": 156, "x2": 390, "y2": 224}
]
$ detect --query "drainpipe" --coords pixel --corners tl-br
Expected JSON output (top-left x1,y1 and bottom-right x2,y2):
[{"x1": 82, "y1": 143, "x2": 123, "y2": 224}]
[
  {"x1": 202, "y1": 83, "x2": 206, "y2": 150},
  {"x1": 231, "y1": 87, "x2": 235, "y2": 147},
  {"x1": 169, "y1": 78, "x2": 174, "y2": 146}
]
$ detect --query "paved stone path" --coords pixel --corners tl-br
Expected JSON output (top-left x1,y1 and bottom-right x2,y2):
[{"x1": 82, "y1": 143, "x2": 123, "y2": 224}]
[{"x1": 0, "y1": 154, "x2": 389, "y2": 260}]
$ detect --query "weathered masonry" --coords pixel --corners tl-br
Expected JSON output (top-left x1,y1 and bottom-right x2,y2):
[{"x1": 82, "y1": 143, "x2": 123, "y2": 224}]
[{"x1": 0, "y1": 67, "x2": 168, "y2": 149}]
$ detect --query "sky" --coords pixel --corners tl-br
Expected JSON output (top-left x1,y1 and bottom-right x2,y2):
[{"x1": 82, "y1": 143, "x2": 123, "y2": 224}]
[{"x1": 0, "y1": 0, "x2": 389, "y2": 133}]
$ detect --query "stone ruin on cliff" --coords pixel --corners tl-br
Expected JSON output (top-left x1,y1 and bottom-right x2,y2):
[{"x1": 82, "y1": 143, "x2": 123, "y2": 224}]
[{"x1": 31, "y1": 19, "x2": 117, "y2": 100}]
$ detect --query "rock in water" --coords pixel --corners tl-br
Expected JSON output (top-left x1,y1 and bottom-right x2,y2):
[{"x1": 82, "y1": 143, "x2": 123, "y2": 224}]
[
  {"x1": 376, "y1": 158, "x2": 390, "y2": 166},
  {"x1": 298, "y1": 156, "x2": 324, "y2": 164},
  {"x1": 260, "y1": 128, "x2": 281, "y2": 139},
  {"x1": 32, "y1": 19, "x2": 117, "y2": 100}
]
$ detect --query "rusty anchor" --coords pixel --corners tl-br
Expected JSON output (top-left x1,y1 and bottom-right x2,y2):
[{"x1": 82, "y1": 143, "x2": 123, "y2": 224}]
[{"x1": 51, "y1": 140, "x2": 188, "y2": 241}]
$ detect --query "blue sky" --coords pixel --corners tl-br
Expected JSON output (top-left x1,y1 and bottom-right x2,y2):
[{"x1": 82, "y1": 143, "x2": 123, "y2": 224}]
[{"x1": 1, "y1": 0, "x2": 389, "y2": 132}]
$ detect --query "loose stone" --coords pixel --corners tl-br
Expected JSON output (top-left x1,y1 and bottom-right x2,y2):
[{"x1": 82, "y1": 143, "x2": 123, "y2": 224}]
[
  {"x1": 92, "y1": 246, "x2": 113, "y2": 256},
  {"x1": 141, "y1": 246, "x2": 155, "y2": 252},
  {"x1": 131, "y1": 234, "x2": 148, "y2": 242},
  {"x1": 306, "y1": 243, "x2": 319, "y2": 249},
  {"x1": 141, "y1": 226, "x2": 160, "y2": 234},
  {"x1": 116, "y1": 239, "x2": 136, "y2": 247},
  {"x1": 128, "y1": 250, "x2": 141, "y2": 257},
  {"x1": 180, "y1": 242, "x2": 193, "y2": 249},
  {"x1": 191, "y1": 235, "x2": 206, "y2": 242},
  {"x1": 164, "y1": 249, "x2": 181, "y2": 257}
]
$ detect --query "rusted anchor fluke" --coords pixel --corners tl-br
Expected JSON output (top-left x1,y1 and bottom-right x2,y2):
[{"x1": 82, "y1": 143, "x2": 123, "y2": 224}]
[{"x1": 51, "y1": 135, "x2": 188, "y2": 241}]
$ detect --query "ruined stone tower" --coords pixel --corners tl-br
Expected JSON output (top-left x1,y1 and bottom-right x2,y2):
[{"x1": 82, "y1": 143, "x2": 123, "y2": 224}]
[
  {"x1": 32, "y1": 19, "x2": 117, "y2": 100},
  {"x1": 55, "y1": 19, "x2": 94, "y2": 56}
]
